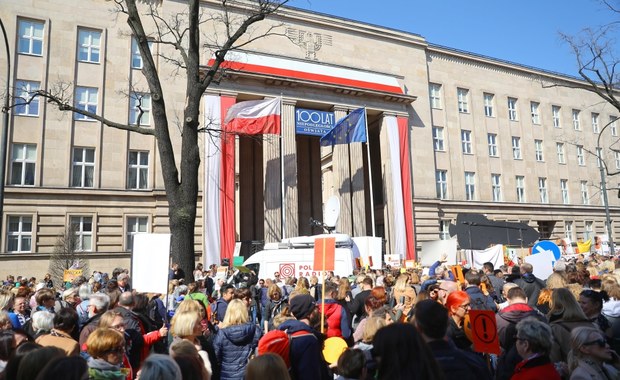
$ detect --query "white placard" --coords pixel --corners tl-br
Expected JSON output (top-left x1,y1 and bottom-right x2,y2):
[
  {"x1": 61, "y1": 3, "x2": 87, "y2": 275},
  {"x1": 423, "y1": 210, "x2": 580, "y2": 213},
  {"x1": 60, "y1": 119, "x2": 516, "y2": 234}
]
[
  {"x1": 524, "y1": 250, "x2": 555, "y2": 281},
  {"x1": 352, "y1": 236, "x2": 382, "y2": 269},
  {"x1": 419, "y1": 239, "x2": 457, "y2": 267},
  {"x1": 132, "y1": 234, "x2": 171, "y2": 294}
]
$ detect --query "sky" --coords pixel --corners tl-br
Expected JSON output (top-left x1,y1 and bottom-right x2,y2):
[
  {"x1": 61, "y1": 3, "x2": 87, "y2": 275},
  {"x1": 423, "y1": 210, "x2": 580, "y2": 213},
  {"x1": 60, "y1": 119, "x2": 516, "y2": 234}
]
[{"x1": 286, "y1": 0, "x2": 618, "y2": 76}]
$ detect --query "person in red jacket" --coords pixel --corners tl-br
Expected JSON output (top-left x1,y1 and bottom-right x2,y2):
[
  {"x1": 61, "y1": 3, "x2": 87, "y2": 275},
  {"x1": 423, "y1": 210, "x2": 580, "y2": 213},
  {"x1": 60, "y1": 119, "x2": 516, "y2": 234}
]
[
  {"x1": 511, "y1": 317, "x2": 561, "y2": 380},
  {"x1": 318, "y1": 281, "x2": 352, "y2": 340}
]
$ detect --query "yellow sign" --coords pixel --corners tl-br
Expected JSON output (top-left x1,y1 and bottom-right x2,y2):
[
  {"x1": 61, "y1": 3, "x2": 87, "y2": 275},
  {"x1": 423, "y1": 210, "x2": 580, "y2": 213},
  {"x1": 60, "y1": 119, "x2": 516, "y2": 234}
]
[{"x1": 63, "y1": 269, "x2": 83, "y2": 282}]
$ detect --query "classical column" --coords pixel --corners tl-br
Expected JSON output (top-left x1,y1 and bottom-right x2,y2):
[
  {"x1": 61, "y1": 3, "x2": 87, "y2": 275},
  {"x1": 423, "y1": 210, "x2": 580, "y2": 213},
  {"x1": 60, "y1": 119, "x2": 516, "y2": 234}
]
[
  {"x1": 331, "y1": 107, "x2": 352, "y2": 236},
  {"x1": 350, "y1": 138, "x2": 367, "y2": 237},
  {"x1": 281, "y1": 99, "x2": 298, "y2": 239},
  {"x1": 263, "y1": 105, "x2": 282, "y2": 243}
]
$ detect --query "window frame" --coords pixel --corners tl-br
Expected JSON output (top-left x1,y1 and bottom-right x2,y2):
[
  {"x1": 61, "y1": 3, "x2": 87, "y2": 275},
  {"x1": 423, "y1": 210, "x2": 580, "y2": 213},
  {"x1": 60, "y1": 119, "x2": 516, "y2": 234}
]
[
  {"x1": 577, "y1": 145, "x2": 585, "y2": 166},
  {"x1": 530, "y1": 101, "x2": 540, "y2": 124},
  {"x1": 74, "y1": 86, "x2": 99, "y2": 121},
  {"x1": 557, "y1": 143, "x2": 566, "y2": 164},
  {"x1": 611, "y1": 116, "x2": 618, "y2": 137},
  {"x1": 439, "y1": 220, "x2": 451, "y2": 240},
  {"x1": 565, "y1": 221, "x2": 574, "y2": 240},
  {"x1": 560, "y1": 179, "x2": 570, "y2": 204},
  {"x1": 429, "y1": 83, "x2": 442, "y2": 109},
  {"x1": 487, "y1": 133, "x2": 498, "y2": 157},
  {"x1": 126, "y1": 216, "x2": 149, "y2": 251},
  {"x1": 436, "y1": 170, "x2": 448, "y2": 200},
  {"x1": 6, "y1": 215, "x2": 33, "y2": 253},
  {"x1": 512, "y1": 136, "x2": 522, "y2": 160},
  {"x1": 464, "y1": 171, "x2": 476, "y2": 201},
  {"x1": 491, "y1": 173, "x2": 502, "y2": 202},
  {"x1": 70, "y1": 215, "x2": 93, "y2": 252},
  {"x1": 572, "y1": 109, "x2": 581, "y2": 131},
  {"x1": 538, "y1": 177, "x2": 548, "y2": 203},
  {"x1": 17, "y1": 19, "x2": 44, "y2": 56},
  {"x1": 127, "y1": 150, "x2": 149, "y2": 190},
  {"x1": 580, "y1": 180, "x2": 589, "y2": 205},
  {"x1": 14, "y1": 80, "x2": 40, "y2": 116},
  {"x1": 592, "y1": 113, "x2": 600, "y2": 134},
  {"x1": 516, "y1": 175, "x2": 526, "y2": 203},
  {"x1": 508, "y1": 97, "x2": 518, "y2": 121},
  {"x1": 71, "y1": 147, "x2": 95, "y2": 188},
  {"x1": 129, "y1": 92, "x2": 152, "y2": 126},
  {"x1": 432, "y1": 127, "x2": 445, "y2": 152},
  {"x1": 77, "y1": 28, "x2": 101, "y2": 63},
  {"x1": 552, "y1": 105, "x2": 561, "y2": 128},
  {"x1": 457, "y1": 88, "x2": 469, "y2": 113},
  {"x1": 10, "y1": 143, "x2": 36, "y2": 186},
  {"x1": 534, "y1": 139, "x2": 544, "y2": 162},
  {"x1": 461, "y1": 130, "x2": 473, "y2": 155},
  {"x1": 483, "y1": 93, "x2": 494, "y2": 117}
]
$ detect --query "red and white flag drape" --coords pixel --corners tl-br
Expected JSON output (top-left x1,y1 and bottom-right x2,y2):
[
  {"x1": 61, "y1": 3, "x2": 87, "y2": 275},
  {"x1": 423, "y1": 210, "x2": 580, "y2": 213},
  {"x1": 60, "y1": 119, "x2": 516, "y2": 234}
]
[
  {"x1": 224, "y1": 97, "x2": 281, "y2": 134},
  {"x1": 204, "y1": 95, "x2": 281, "y2": 267}
]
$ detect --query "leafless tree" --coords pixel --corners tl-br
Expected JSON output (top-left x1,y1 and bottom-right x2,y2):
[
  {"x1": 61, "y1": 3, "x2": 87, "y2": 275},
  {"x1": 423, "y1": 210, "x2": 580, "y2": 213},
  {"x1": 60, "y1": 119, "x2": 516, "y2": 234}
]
[
  {"x1": 4, "y1": 0, "x2": 289, "y2": 282},
  {"x1": 48, "y1": 224, "x2": 90, "y2": 287}
]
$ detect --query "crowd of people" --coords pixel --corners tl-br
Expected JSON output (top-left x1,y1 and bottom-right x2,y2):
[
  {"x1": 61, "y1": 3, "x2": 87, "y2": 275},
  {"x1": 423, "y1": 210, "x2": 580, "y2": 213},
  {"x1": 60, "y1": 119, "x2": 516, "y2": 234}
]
[{"x1": 1, "y1": 252, "x2": 620, "y2": 379}]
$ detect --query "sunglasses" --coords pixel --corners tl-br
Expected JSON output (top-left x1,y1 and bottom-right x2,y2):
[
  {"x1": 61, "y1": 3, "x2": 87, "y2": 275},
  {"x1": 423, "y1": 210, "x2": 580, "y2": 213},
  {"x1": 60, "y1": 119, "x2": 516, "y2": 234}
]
[{"x1": 584, "y1": 338, "x2": 607, "y2": 348}]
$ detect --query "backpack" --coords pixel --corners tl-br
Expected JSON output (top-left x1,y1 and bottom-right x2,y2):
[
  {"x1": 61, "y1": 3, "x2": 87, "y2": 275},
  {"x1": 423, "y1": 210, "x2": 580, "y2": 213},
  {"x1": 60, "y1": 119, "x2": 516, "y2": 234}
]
[
  {"x1": 257, "y1": 329, "x2": 314, "y2": 368},
  {"x1": 147, "y1": 297, "x2": 164, "y2": 328}
]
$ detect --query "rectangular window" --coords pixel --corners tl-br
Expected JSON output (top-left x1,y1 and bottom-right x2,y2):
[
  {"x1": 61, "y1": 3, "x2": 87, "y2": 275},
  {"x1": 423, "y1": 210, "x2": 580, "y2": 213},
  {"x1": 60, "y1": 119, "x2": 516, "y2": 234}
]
[
  {"x1": 461, "y1": 130, "x2": 472, "y2": 154},
  {"x1": 7, "y1": 216, "x2": 32, "y2": 253},
  {"x1": 436, "y1": 170, "x2": 448, "y2": 199},
  {"x1": 612, "y1": 116, "x2": 618, "y2": 137},
  {"x1": 487, "y1": 133, "x2": 498, "y2": 157},
  {"x1": 572, "y1": 109, "x2": 581, "y2": 130},
  {"x1": 516, "y1": 175, "x2": 526, "y2": 203},
  {"x1": 530, "y1": 102, "x2": 540, "y2": 124},
  {"x1": 17, "y1": 19, "x2": 44, "y2": 56},
  {"x1": 483, "y1": 93, "x2": 494, "y2": 117},
  {"x1": 565, "y1": 221, "x2": 574, "y2": 240},
  {"x1": 491, "y1": 173, "x2": 502, "y2": 202},
  {"x1": 131, "y1": 37, "x2": 153, "y2": 69},
  {"x1": 457, "y1": 88, "x2": 469, "y2": 113},
  {"x1": 129, "y1": 92, "x2": 152, "y2": 125},
  {"x1": 615, "y1": 151, "x2": 620, "y2": 170},
  {"x1": 508, "y1": 97, "x2": 518, "y2": 121},
  {"x1": 465, "y1": 172, "x2": 475, "y2": 201},
  {"x1": 10, "y1": 143, "x2": 36, "y2": 186},
  {"x1": 70, "y1": 216, "x2": 93, "y2": 251},
  {"x1": 592, "y1": 113, "x2": 600, "y2": 133},
  {"x1": 538, "y1": 177, "x2": 548, "y2": 203},
  {"x1": 534, "y1": 139, "x2": 544, "y2": 161},
  {"x1": 77, "y1": 28, "x2": 101, "y2": 63},
  {"x1": 512, "y1": 136, "x2": 522, "y2": 159},
  {"x1": 439, "y1": 220, "x2": 451, "y2": 240},
  {"x1": 584, "y1": 221, "x2": 594, "y2": 240},
  {"x1": 71, "y1": 147, "x2": 95, "y2": 188},
  {"x1": 557, "y1": 143, "x2": 566, "y2": 164},
  {"x1": 552, "y1": 105, "x2": 561, "y2": 128},
  {"x1": 580, "y1": 181, "x2": 589, "y2": 205},
  {"x1": 126, "y1": 216, "x2": 148, "y2": 251},
  {"x1": 577, "y1": 145, "x2": 585, "y2": 166},
  {"x1": 128, "y1": 151, "x2": 149, "y2": 189},
  {"x1": 14, "y1": 81, "x2": 40, "y2": 116},
  {"x1": 429, "y1": 83, "x2": 442, "y2": 109},
  {"x1": 74, "y1": 87, "x2": 98, "y2": 120},
  {"x1": 432, "y1": 127, "x2": 444, "y2": 151},
  {"x1": 561, "y1": 179, "x2": 570, "y2": 204}
]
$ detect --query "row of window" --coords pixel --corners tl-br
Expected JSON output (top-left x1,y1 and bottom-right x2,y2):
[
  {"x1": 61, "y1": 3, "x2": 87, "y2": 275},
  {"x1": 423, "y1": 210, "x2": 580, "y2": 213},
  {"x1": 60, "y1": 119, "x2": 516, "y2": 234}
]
[
  {"x1": 439, "y1": 219, "x2": 595, "y2": 242},
  {"x1": 7, "y1": 215, "x2": 147, "y2": 253},
  {"x1": 10, "y1": 143, "x2": 150, "y2": 189},
  {"x1": 429, "y1": 83, "x2": 618, "y2": 132},
  {"x1": 436, "y1": 171, "x2": 594, "y2": 205},
  {"x1": 14, "y1": 81, "x2": 152, "y2": 125},
  {"x1": 433, "y1": 127, "x2": 618, "y2": 167},
  {"x1": 16, "y1": 19, "x2": 153, "y2": 124}
]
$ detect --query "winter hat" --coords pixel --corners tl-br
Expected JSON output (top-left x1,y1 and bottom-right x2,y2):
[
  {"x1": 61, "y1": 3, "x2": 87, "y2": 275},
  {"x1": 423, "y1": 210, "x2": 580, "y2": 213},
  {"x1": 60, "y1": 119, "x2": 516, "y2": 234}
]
[{"x1": 289, "y1": 294, "x2": 317, "y2": 320}]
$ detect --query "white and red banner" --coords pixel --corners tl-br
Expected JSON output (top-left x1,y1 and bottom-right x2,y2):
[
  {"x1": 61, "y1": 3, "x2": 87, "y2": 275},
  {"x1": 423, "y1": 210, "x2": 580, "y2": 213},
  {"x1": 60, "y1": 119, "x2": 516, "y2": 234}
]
[
  {"x1": 224, "y1": 97, "x2": 281, "y2": 135},
  {"x1": 386, "y1": 115, "x2": 416, "y2": 261}
]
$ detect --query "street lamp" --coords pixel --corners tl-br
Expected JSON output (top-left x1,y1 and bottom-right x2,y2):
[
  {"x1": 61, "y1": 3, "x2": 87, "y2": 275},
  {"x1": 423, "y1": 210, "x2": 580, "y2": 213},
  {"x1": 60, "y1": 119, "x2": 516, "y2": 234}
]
[
  {"x1": 597, "y1": 121, "x2": 616, "y2": 255},
  {"x1": 0, "y1": 18, "x2": 9, "y2": 237}
]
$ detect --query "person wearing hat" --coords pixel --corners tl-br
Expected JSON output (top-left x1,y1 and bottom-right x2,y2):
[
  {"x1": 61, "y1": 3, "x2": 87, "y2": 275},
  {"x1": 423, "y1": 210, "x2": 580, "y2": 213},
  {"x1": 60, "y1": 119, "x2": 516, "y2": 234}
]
[{"x1": 277, "y1": 294, "x2": 330, "y2": 380}]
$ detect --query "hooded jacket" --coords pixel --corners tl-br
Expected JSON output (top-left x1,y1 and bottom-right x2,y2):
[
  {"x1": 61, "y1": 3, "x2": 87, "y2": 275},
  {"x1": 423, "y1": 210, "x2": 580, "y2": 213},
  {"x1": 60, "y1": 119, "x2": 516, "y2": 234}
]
[
  {"x1": 213, "y1": 322, "x2": 261, "y2": 380},
  {"x1": 512, "y1": 273, "x2": 545, "y2": 307},
  {"x1": 278, "y1": 319, "x2": 329, "y2": 380},
  {"x1": 318, "y1": 299, "x2": 351, "y2": 339},
  {"x1": 549, "y1": 317, "x2": 596, "y2": 362}
]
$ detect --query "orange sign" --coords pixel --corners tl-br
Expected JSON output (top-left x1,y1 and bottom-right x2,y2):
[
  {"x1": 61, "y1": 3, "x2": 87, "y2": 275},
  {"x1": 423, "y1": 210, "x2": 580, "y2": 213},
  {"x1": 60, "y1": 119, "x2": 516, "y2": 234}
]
[
  {"x1": 314, "y1": 237, "x2": 335, "y2": 271},
  {"x1": 451, "y1": 265, "x2": 465, "y2": 285},
  {"x1": 469, "y1": 310, "x2": 500, "y2": 355}
]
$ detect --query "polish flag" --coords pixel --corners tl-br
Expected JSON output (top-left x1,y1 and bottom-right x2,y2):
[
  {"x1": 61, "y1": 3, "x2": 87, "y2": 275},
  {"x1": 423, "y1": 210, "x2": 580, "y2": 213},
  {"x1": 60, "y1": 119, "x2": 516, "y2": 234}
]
[{"x1": 224, "y1": 97, "x2": 281, "y2": 134}]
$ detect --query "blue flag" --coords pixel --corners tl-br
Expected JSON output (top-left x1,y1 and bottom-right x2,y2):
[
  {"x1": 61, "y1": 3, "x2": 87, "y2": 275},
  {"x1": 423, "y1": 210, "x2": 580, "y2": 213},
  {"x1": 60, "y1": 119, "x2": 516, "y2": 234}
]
[{"x1": 320, "y1": 108, "x2": 367, "y2": 146}]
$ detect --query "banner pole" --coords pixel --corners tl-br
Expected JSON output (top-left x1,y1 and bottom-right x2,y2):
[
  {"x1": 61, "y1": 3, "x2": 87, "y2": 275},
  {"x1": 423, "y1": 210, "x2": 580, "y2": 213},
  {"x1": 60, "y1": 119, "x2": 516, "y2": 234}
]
[
  {"x1": 320, "y1": 238, "x2": 326, "y2": 334},
  {"x1": 279, "y1": 96, "x2": 286, "y2": 240},
  {"x1": 364, "y1": 107, "x2": 376, "y2": 237}
]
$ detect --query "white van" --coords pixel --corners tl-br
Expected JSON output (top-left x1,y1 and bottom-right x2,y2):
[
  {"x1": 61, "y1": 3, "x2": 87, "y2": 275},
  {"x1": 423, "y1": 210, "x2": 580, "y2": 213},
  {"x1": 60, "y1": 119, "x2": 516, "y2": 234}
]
[{"x1": 242, "y1": 234, "x2": 360, "y2": 281}]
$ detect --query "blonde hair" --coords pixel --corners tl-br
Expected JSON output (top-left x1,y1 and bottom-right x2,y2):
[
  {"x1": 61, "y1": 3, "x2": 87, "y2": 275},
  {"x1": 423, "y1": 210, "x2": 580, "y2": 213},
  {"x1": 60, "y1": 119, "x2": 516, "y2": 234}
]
[
  {"x1": 267, "y1": 284, "x2": 282, "y2": 300},
  {"x1": 86, "y1": 328, "x2": 125, "y2": 358},
  {"x1": 221, "y1": 299, "x2": 248, "y2": 327},
  {"x1": 549, "y1": 288, "x2": 588, "y2": 321},
  {"x1": 169, "y1": 339, "x2": 200, "y2": 357},
  {"x1": 568, "y1": 326, "x2": 605, "y2": 371},
  {"x1": 98, "y1": 310, "x2": 123, "y2": 329},
  {"x1": 546, "y1": 272, "x2": 567, "y2": 289},
  {"x1": 337, "y1": 278, "x2": 351, "y2": 301},
  {"x1": 362, "y1": 317, "x2": 386, "y2": 343},
  {"x1": 393, "y1": 275, "x2": 410, "y2": 293},
  {"x1": 171, "y1": 310, "x2": 201, "y2": 338}
]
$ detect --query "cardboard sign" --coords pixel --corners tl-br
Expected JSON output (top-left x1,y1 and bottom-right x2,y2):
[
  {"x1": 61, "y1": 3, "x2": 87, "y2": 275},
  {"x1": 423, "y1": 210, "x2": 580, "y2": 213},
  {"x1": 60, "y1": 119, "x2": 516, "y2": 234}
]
[
  {"x1": 404, "y1": 260, "x2": 416, "y2": 269},
  {"x1": 385, "y1": 254, "x2": 401, "y2": 268},
  {"x1": 233, "y1": 256, "x2": 244, "y2": 267},
  {"x1": 314, "y1": 237, "x2": 335, "y2": 271},
  {"x1": 132, "y1": 234, "x2": 170, "y2": 294},
  {"x1": 63, "y1": 269, "x2": 83, "y2": 282},
  {"x1": 469, "y1": 310, "x2": 500, "y2": 355}
]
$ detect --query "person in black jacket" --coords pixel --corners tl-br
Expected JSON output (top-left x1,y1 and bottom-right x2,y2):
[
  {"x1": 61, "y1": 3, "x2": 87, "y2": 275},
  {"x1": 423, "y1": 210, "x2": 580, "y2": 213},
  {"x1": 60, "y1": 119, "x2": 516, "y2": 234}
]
[
  {"x1": 512, "y1": 263, "x2": 545, "y2": 308},
  {"x1": 414, "y1": 299, "x2": 492, "y2": 380},
  {"x1": 347, "y1": 277, "x2": 373, "y2": 326}
]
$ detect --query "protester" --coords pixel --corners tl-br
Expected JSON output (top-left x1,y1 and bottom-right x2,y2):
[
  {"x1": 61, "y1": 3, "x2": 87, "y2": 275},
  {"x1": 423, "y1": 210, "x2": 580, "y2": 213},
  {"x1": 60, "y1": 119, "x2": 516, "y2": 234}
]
[
  {"x1": 245, "y1": 353, "x2": 291, "y2": 380},
  {"x1": 86, "y1": 328, "x2": 131, "y2": 380},
  {"x1": 511, "y1": 317, "x2": 560, "y2": 380},
  {"x1": 211, "y1": 284, "x2": 234, "y2": 324},
  {"x1": 213, "y1": 299, "x2": 262, "y2": 380},
  {"x1": 170, "y1": 302, "x2": 214, "y2": 378},
  {"x1": 14, "y1": 346, "x2": 65, "y2": 380},
  {"x1": 513, "y1": 263, "x2": 546, "y2": 308},
  {"x1": 317, "y1": 281, "x2": 352, "y2": 340},
  {"x1": 391, "y1": 274, "x2": 417, "y2": 318},
  {"x1": 372, "y1": 322, "x2": 444, "y2": 379},
  {"x1": 335, "y1": 348, "x2": 366, "y2": 380},
  {"x1": 579, "y1": 289, "x2": 612, "y2": 338},
  {"x1": 261, "y1": 284, "x2": 288, "y2": 330},
  {"x1": 169, "y1": 339, "x2": 211, "y2": 380},
  {"x1": 445, "y1": 290, "x2": 473, "y2": 350},
  {"x1": 568, "y1": 326, "x2": 620, "y2": 379},
  {"x1": 34, "y1": 355, "x2": 89, "y2": 380},
  {"x1": 136, "y1": 353, "x2": 182, "y2": 380},
  {"x1": 35, "y1": 307, "x2": 79, "y2": 356}
]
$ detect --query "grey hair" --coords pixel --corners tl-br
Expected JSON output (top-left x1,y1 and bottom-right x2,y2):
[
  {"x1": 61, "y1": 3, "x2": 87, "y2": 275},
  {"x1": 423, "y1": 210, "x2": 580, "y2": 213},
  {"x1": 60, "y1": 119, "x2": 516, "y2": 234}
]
[
  {"x1": 515, "y1": 317, "x2": 553, "y2": 355},
  {"x1": 31, "y1": 310, "x2": 54, "y2": 332},
  {"x1": 89, "y1": 293, "x2": 110, "y2": 313},
  {"x1": 138, "y1": 353, "x2": 182, "y2": 380},
  {"x1": 568, "y1": 326, "x2": 605, "y2": 372},
  {"x1": 78, "y1": 283, "x2": 93, "y2": 300}
]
